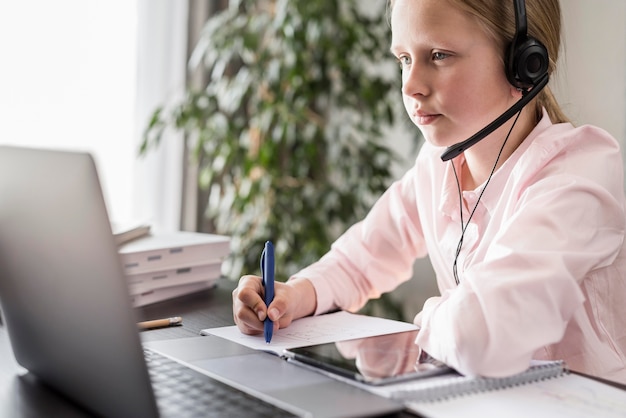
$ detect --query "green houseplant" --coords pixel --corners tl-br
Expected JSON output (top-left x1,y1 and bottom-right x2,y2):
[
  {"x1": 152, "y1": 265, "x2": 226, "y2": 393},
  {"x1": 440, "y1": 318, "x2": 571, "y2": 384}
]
[{"x1": 141, "y1": 0, "x2": 407, "y2": 282}]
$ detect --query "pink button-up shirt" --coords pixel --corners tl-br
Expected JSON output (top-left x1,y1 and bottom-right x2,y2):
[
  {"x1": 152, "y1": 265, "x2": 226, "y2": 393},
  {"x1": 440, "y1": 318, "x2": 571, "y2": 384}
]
[{"x1": 292, "y1": 110, "x2": 626, "y2": 383}]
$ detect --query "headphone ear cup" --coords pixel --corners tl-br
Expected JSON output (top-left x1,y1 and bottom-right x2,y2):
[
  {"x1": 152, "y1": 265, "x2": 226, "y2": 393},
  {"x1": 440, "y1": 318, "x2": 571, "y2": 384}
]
[{"x1": 506, "y1": 36, "x2": 549, "y2": 89}]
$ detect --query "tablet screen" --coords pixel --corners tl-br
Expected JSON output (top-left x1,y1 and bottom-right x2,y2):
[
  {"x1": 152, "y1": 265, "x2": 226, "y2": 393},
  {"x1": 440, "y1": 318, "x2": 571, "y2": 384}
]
[{"x1": 283, "y1": 330, "x2": 453, "y2": 385}]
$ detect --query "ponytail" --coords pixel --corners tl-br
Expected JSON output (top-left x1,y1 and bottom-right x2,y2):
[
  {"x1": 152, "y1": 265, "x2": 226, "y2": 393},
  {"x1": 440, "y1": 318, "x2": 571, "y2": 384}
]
[{"x1": 536, "y1": 86, "x2": 570, "y2": 125}]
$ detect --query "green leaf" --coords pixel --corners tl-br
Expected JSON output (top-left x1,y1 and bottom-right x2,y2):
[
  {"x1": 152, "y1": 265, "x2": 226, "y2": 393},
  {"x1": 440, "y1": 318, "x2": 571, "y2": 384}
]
[{"x1": 142, "y1": 0, "x2": 420, "y2": 282}]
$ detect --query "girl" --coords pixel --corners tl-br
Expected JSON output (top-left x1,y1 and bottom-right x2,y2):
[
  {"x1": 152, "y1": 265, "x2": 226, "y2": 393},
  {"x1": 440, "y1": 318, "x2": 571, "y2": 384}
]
[{"x1": 232, "y1": 0, "x2": 626, "y2": 383}]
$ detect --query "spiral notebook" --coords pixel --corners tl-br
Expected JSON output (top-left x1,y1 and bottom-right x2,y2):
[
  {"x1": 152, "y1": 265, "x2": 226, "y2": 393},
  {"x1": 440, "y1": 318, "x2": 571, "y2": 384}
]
[
  {"x1": 371, "y1": 361, "x2": 626, "y2": 418},
  {"x1": 391, "y1": 360, "x2": 566, "y2": 403}
]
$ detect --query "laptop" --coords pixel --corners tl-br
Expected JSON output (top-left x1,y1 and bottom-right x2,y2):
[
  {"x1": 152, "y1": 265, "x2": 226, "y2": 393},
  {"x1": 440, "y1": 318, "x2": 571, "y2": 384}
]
[{"x1": 0, "y1": 145, "x2": 403, "y2": 418}]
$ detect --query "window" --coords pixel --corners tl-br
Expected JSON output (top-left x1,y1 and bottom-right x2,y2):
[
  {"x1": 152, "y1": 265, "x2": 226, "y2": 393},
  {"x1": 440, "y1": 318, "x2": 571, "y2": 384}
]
[{"x1": 0, "y1": 0, "x2": 187, "y2": 230}]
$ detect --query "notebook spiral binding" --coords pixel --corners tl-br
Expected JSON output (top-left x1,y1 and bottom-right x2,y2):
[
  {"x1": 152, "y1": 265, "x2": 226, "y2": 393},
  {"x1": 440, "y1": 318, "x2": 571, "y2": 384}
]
[{"x1": 392, "y1": 360, "x2": 567, "y2": 403}]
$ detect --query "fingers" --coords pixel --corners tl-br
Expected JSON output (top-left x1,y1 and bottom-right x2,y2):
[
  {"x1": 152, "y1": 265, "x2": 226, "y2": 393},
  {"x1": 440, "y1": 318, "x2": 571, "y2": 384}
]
[
  {"x1": 232, "y1": 275, "x2": 266, "y2": 335},
  {"x1": 232, "y1": 277, "x2": 298, "y2": 336}
]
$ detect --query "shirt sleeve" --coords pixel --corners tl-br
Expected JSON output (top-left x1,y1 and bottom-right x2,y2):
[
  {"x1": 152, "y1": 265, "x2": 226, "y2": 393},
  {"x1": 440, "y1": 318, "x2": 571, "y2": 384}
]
[
  {"x1": 290, "y1": 163, "x2": 429, "y2": 315},
  {"x1": 416, "y1": 136, "x2": 626, "y2": 377}
]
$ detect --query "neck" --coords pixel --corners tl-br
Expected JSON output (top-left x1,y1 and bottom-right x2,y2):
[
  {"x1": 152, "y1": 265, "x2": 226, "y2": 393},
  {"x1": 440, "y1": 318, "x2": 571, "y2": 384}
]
[{"x1": 460, "y1": 106, "x2": 535, "y2": 191}]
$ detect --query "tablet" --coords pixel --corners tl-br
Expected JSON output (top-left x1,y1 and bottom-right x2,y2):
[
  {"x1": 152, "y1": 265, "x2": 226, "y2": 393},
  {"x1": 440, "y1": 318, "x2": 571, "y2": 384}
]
[{"x1": 283, "y1": 330, "x2": 453, "y2": 386}]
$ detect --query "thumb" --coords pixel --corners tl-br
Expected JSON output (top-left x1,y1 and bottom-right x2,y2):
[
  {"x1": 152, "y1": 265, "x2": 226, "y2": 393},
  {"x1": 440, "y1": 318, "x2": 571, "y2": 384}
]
[
  {"x1": 267, "y1": 306, "x2": 280, "y2": 322},
  {"x1": 267, "y1": 295, "x2": 288, "y2": 322}
]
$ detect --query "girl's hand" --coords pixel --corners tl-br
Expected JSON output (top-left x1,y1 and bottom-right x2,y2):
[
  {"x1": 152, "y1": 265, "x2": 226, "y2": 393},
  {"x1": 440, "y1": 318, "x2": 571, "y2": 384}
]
[{"x1": 232, "y1": 275, "x2": 316, "y2": 335}]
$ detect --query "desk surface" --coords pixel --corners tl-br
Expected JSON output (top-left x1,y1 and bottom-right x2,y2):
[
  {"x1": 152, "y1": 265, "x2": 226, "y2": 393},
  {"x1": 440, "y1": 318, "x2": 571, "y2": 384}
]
[
  {"x1": 135, "y1": 277, "x2": 238, "y2": 342},
  {"x1": 1, "y1": 278, "x2": 624, "y2": 417},
  {"x1": 0, "y1": 278, "x2": 413, "y2": 417}
]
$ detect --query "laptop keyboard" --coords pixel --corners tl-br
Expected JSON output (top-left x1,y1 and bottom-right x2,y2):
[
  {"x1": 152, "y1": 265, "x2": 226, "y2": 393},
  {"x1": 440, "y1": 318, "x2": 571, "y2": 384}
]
[{"x1": 144, "y1": 349, "x2": 298, "y2": 418}]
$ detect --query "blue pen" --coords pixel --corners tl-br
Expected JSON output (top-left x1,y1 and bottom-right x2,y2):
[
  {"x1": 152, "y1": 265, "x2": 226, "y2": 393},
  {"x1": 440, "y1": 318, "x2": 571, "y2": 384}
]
[{"x1": 260, "y1": 241, "x2": 275, "y2": 343}]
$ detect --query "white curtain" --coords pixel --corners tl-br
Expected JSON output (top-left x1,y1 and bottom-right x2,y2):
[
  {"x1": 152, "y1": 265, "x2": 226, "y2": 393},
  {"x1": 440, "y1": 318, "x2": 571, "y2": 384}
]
[
  {"x1": 133, "y1": 0, "x2": 189, "y2": 232},
  {"x1": 0, "y1": 1, "x2": 138, "y2": 222},
  {"x1": 0, "y1": 1, "x2": 190, "y2": 229}
]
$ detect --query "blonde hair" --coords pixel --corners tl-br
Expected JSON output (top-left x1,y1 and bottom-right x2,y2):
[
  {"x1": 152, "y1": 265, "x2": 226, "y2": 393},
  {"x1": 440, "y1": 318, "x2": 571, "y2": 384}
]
[{"x1": 389, "y1": 0, "x2": 570, "y2": 124}]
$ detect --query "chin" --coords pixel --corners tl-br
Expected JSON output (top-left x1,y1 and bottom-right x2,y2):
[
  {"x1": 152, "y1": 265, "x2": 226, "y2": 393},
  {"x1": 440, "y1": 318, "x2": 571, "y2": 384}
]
[{"x1": 421, "y1": 133, "x2": 459, "y2": 150}]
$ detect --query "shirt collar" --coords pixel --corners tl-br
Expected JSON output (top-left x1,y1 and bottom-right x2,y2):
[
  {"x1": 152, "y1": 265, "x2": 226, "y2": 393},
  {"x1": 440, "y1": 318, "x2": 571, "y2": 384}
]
[
  {"x1": 440, "y1": 155, "x2": 464, "y2": 221},
  {"x1": 439, "y1": 108, "x2": 554, "y2": 218}
]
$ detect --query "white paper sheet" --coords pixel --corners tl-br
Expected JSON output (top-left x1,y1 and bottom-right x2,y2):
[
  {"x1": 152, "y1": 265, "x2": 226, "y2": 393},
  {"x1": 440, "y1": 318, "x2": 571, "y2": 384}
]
[{"x1": 202, "y1": 311, "x2": 418, "y2": 355}]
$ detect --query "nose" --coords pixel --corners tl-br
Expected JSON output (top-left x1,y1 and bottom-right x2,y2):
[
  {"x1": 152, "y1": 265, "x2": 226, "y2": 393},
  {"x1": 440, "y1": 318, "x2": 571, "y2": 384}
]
[{"x1": 401, "y1": 63, "x2": 430, "y2": 98}]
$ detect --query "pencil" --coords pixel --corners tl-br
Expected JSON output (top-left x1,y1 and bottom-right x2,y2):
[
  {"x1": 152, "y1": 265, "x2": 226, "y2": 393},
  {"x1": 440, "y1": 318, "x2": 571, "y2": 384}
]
[{"x1": 137, "y1": 316, "x2": 183, "y2": 330}]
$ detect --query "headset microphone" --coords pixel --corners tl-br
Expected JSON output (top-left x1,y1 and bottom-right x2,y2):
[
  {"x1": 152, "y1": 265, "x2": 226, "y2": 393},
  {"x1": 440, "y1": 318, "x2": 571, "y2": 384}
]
[
  {"x1": 440, "y1": 73, "x2": 548, "y2": 161},
  {"x1": 440, "y1": 0, "x2": 549, "y2": 162}
]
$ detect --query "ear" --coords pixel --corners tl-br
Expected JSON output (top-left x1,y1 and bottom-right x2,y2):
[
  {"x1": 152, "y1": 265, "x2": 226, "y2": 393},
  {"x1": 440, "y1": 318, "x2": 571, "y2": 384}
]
[{"x1": 510, "y1": 85, "x2": 524, "y2": 100}]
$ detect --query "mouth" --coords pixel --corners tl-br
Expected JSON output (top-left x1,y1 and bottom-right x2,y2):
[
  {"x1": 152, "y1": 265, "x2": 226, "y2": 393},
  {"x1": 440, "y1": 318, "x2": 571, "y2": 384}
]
[{"x1": 413, "y1": 111, "x2": 441, "y2": 126}]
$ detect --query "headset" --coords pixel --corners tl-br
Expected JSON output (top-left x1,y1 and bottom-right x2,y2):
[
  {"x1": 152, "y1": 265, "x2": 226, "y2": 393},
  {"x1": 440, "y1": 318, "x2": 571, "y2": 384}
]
[{"x1": 440, "y1": 0, "x2": 549, "y2": 161}]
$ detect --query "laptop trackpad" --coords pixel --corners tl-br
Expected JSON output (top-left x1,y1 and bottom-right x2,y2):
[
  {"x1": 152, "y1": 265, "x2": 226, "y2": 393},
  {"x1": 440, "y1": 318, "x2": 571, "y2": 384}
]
[{"x1": 193, "y1": 353, "x2": 328, "y2": 392}]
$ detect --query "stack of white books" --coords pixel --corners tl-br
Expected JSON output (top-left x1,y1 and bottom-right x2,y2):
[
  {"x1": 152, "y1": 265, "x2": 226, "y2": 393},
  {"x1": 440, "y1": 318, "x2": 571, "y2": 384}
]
[{"x1": 117, "y1": 230, "x2": 231, "y2": 307}]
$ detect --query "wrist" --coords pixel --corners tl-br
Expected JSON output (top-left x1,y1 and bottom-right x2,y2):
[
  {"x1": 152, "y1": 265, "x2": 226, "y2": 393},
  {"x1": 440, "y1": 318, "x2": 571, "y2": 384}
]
[{"x1": 288, "y1": 278, "x2": 317, "y2": 319}]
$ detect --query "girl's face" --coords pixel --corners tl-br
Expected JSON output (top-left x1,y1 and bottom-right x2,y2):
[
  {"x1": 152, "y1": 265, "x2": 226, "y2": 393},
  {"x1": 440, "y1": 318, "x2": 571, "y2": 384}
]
[{"x1": 390, "y1": 0, "x2": 518, "y2": 149}]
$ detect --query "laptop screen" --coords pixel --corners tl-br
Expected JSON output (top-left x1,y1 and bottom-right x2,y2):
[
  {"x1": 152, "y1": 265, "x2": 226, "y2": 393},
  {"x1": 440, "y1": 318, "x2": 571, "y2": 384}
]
[{"x1": 0, "y1": 146, "x2": 159, "y2": 417}]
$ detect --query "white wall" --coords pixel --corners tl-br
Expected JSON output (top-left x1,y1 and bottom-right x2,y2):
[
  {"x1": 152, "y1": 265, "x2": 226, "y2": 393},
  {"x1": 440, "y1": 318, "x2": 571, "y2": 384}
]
[{"x1": 552, "y1": 0, "x2": 626, "y2": 146}]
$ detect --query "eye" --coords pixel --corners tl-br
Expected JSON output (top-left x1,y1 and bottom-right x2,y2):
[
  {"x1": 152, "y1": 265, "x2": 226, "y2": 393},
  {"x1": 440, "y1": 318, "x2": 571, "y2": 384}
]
[
  {"x1": 397, "y1": 55, "x2": 412, "y2": 69},
  {"x1": 432, "y1": 51, "x2": 450, "y2": 61}
]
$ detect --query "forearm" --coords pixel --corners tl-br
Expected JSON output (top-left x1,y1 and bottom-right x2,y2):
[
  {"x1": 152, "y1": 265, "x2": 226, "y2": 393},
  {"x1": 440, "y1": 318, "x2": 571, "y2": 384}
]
[{"x1": 416, "y1": 266, "x2": 584, "y2": 377}]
